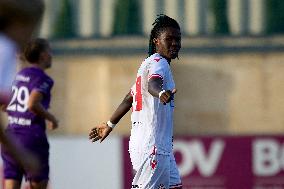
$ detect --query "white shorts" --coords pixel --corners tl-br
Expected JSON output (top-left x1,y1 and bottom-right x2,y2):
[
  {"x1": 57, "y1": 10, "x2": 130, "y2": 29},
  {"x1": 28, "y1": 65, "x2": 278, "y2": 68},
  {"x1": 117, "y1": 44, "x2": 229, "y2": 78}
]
[{"x1": 130, "y1": 150, "x2": 182, "y2": 189}]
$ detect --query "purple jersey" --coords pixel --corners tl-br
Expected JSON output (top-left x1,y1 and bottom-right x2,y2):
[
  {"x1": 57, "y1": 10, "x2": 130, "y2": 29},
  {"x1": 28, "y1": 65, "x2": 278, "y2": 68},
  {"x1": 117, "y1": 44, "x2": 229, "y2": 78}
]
[
  {"x1": 2, "y1": 66, "x2": 52, "y2": 181},
  {"x1": 6, "y1": 66, "x2": 53, "y2": 131}
]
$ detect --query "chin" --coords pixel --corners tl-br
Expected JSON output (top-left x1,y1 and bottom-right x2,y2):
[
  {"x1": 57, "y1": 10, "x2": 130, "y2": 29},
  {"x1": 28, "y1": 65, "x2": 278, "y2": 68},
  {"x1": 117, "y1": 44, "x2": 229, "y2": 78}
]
[
  {"x1": 169, "y1": 52, "x2": 178, "y2": 59},
  {"x1": 170, "y1": 55, "x2": 178, "y2": 59}
]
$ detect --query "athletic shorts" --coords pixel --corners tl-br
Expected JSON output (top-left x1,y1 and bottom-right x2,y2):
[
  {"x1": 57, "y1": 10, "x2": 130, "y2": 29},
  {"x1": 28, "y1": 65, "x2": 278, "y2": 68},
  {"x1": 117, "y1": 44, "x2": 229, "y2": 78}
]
[
  {"x1": 1, "y1": 128, "x2": 49, "y2": 182},
  {"x1": 130, "y1": 149, "x2": 182, "y2": 189}
]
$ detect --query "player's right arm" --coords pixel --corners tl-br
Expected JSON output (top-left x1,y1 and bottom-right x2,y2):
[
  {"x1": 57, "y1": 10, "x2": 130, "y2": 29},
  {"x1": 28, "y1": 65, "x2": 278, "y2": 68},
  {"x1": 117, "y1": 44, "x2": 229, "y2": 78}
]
[
  {"x1": 109, "y1": 91, "x2": 133, "y2": 124},
  {"x1": 148, "y1": 58, "x2": 176, "y2": 104},
  {"x1": 148, "y1": 77, "x2": 177, "y2": 104},
  {"x1": 28, "y1": 90, "x2": 58, "y2": 130},
  {"x1": 89, "y1": 91, "x2": 133, "y2": 143}
]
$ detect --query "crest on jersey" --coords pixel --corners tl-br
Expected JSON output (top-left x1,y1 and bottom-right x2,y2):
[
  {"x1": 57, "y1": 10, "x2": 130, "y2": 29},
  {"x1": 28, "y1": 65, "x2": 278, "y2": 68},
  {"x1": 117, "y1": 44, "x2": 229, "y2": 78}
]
[{"x1": 39, "y1": 82, "x2": 49, "y2": 90}]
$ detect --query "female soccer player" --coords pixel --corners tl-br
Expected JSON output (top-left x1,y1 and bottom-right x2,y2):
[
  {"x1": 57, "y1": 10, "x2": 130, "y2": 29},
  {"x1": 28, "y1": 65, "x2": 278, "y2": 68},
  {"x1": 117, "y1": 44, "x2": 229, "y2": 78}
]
[
  {"x1": 1, "y1": 38, "x2": 58, "y2": 189},
  {"x1": 89, "y1": 15, "x2": 183, "y2": 189},
  {"x1": 0, "y1": 0, "x2": 45, "y2": 183}
]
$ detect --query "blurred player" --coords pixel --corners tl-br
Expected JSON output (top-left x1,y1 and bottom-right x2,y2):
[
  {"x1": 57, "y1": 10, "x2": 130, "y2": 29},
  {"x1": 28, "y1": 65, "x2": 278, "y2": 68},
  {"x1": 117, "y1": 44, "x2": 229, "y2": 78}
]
[
  {"x1": 0, "y1": 0, "x2": 45, "y2": 184},
  {"x1": 1, "y1": 38, "x2": 58, "y2": 189},
  {"x1": 89, "y1": 15, "x2": 183, "y2": 189},
  {"x1": 0, "y1": 0, "x2": 44, "y2": 110}
]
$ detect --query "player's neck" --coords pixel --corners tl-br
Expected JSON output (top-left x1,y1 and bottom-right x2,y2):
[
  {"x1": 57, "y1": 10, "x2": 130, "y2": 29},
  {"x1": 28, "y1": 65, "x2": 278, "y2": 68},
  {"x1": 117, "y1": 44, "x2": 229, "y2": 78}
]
[
  {"x1": 158, "y1": 54, "x2": 171, "y2": 65},
  {"x1": 30, "y1": 64, "x2": 46, "y2": 71}
]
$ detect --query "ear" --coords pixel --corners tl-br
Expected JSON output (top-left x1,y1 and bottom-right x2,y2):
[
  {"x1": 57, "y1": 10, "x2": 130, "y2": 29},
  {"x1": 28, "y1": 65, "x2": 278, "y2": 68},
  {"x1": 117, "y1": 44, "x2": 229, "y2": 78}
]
[{"x1": 153, "y1": 38, "x2": 159, "y2": 45}]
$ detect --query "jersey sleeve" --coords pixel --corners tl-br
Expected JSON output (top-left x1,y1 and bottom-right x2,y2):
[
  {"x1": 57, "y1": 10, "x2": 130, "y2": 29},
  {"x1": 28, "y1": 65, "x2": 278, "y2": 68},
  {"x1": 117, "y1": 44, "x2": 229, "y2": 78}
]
[
  {"x1": 148, "y1": 58, "x2": 167, "y2": 81},
  {"x1": 33, "y1": 76, "x2": 54, "y2": 95}
]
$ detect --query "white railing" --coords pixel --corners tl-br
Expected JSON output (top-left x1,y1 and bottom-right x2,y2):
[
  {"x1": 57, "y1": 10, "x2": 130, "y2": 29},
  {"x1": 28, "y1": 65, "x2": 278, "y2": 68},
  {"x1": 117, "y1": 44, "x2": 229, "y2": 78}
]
[{"x1": 40, "y1": 0, "x2": 266, "y2": 38}]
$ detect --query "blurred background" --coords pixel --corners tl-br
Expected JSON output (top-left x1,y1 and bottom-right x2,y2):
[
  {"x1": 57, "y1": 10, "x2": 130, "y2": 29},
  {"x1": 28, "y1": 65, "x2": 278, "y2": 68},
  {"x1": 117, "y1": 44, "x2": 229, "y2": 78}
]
[
  {"x1": 41, "y1": 0, "x2": 284, "y2": 136},
  {"x1": 3, "y1": 0, "x2": 284, "y2": 188}
]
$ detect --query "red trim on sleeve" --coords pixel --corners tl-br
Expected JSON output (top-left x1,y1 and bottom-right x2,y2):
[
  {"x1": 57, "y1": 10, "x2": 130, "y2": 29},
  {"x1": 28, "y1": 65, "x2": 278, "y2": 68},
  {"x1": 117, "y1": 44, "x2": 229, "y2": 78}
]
[{"x1": 148, "y1": 74, "x2": 163, "y2": 80}]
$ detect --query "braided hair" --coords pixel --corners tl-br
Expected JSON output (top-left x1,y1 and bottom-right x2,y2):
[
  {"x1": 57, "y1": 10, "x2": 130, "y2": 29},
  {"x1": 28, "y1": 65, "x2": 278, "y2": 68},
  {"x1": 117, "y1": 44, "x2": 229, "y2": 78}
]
[{"x1": 148, "y1": 14, "x2": 180, "y2": 56}]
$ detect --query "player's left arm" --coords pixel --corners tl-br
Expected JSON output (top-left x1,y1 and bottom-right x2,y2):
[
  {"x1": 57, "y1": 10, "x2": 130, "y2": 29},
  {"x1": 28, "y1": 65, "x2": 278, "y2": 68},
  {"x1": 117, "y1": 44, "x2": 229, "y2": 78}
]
[{"x1": 89, "y1": 91, "x2": 133, "y2": 143}]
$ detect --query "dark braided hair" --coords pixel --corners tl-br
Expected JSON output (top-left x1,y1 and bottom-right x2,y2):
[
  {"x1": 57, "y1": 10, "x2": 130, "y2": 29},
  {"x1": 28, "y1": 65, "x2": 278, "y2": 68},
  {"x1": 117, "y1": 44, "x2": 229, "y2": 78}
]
[
  {"x1": 148, "y1": 14, "x2": 180, "y2": 56},
  {"x1": 24, "y1": 38, "x2": 50, "y2": 64}
]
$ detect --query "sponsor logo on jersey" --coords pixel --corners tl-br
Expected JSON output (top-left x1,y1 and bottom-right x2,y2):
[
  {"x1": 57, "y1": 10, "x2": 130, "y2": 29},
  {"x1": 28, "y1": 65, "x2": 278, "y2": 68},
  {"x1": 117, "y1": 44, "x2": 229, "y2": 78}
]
[
  {"x1": 154, "y1": 58, "x2": 162, "y2": 62},
  {"x1": 15, "y1": 75, "x2": 30, "y2": 82},
  {"x1": 8, "y1": 116, "x2": 31, "y2": 126}
]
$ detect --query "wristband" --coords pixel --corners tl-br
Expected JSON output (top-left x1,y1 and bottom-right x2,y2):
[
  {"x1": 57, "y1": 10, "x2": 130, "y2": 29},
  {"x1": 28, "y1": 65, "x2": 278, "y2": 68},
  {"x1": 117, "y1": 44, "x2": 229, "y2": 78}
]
[
  {"x1": 158, "y1": 90, "x2": 166, "y2": 99},
  {"x1": 107, "y1": 120, "x2": 116, "y2": 129}
]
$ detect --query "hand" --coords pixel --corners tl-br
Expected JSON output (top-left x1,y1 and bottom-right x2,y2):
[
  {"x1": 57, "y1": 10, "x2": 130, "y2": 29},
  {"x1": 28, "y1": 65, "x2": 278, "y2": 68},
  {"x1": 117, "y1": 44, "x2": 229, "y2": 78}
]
[
  {"x1": 159, "y1": 88, "x2": 177, "y2": 105},
  {"x1": 0, "y1": 104, "x2": 6, "y2": 111},
  {"x1": 47, "y1": 115, "x2": 58, "y2": 130},
  {"x1": 89, "y1": 122, "x2": 113, "y2": 143}
]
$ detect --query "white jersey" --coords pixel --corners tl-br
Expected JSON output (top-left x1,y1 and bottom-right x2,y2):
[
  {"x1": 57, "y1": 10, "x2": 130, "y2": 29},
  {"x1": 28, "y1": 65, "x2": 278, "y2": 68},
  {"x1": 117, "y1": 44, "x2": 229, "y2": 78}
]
[
  {"x1": 0, "y1": 34, "x2": 17, "y2": 103},
  {"x1": 130, "y1": 53, "x2": 175, "y2": 155}
]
